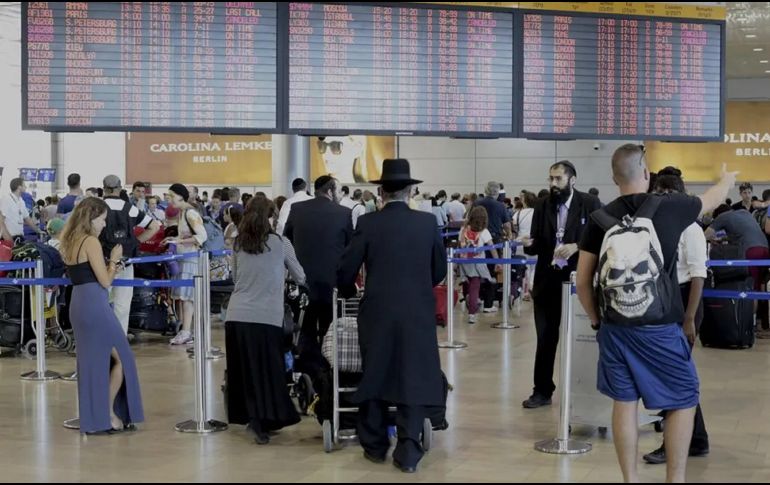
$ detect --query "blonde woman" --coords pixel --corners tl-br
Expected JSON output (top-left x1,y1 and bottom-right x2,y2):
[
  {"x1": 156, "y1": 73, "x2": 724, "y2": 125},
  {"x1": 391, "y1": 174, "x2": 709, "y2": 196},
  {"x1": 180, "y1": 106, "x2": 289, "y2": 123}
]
[{"x1": 60, "y1": 197, "x2": 144, "y2": 434}]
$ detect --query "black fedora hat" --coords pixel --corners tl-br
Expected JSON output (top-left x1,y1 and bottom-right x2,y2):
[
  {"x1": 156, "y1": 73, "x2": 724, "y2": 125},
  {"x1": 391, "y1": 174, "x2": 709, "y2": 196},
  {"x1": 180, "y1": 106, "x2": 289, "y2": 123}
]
[{"x1": 369, "y1": 159, "x2": 422, "y2": 187}]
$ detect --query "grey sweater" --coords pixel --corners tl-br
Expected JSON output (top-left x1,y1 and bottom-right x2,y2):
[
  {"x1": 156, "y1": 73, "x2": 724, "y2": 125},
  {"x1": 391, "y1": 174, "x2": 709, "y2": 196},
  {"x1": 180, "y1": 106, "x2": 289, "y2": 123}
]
[{"x1": 225, "y1": 234, "x2": 306, "y2": 327}]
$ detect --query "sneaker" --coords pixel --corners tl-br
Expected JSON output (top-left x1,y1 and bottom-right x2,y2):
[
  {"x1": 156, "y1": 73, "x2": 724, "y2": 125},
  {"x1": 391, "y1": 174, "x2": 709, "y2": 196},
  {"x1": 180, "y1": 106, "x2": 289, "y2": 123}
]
[
  {"x1": 522, "y1": 393, "x2": 552, "y2": 409},
  {"x1": 170, "y1": 330, "x2": 193, "y2": 346},
  {"x1": 644, "y1": 445, "x2": 709, "y2": 464},
  {"x1": 468, "y1": 314, "x2": 477, "y2": 324},
  {"x1": 483, "y1": 307, "x2": 498, "y2": 314},
  {"x1": 643, "y1": 446, "x2": 666, "y2": 465}
]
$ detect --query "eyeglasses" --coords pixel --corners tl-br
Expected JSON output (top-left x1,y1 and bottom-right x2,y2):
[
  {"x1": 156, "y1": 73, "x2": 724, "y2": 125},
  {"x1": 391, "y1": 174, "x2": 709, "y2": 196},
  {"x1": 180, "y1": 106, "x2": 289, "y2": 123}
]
[{"x1": 317, "y1": 139, "x2": 343, "y2": 155}]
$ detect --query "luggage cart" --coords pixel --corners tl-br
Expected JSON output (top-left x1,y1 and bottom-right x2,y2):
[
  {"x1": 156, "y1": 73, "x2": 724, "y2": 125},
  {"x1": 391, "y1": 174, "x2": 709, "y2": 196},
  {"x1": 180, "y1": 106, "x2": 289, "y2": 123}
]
[{"x1": 322, "y1": 289, "x2": 433, "y2": 453}]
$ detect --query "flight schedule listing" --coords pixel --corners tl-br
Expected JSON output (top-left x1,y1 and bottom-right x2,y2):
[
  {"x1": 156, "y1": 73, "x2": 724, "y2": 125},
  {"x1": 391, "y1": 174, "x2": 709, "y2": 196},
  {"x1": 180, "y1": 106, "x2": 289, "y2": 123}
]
[
  {"x1": 521, "y1": 13, "x2": 722, "y2": 140},
  {"x1": 287, "y1": 2, "x2": 515, "y2": 135},
  {"x1": 24, "y1": 2, "x2": 279, "y2": 131}
]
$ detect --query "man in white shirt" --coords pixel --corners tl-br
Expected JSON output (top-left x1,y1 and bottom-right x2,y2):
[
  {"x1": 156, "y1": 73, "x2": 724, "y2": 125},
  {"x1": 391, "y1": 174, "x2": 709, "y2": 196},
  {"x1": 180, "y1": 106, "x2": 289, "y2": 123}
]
[
  {"x1": 277, "y1": 178, "x2": 312, "y2": 235},
  {"x1": 445, "y1": 193, "x2": 466, "y2": 228},
  {"x1": 351, "y1": 189, "x2": 367, "y2": 229},
  {"x1": 340, "y1": 186, "x2": 358, "y2": 210},
  {"x1": 0, "y1": 178, "x2": 41, "y2": 243}
]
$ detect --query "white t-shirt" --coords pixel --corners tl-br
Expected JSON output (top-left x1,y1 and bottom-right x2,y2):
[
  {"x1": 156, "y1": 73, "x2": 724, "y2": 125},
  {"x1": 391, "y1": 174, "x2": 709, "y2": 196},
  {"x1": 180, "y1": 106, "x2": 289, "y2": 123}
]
[
  {"x1": 514, "y1": 208, "x2": 535, "y2": 239},
  {"x1": 445, "y1": 200, "x2": 466, "y2": 223},
  {"x1": 351, "y1": 203, "x2": 367, "y2": 229},
  {"x1": 677, "y1": 223, "x2": 708, "y2": 285},
  {"x1": 277, "y1": 191, "x2": 312, "y2": 235},
  {"x1": 340, "y1": 197, "x2": 357, "y2": 210},
  {"x1": 461, "y1": 228, "x2": 493, "y2": 259},
  {"x1": 0, "y1": 194, "x2": 30, "y2": 237}
]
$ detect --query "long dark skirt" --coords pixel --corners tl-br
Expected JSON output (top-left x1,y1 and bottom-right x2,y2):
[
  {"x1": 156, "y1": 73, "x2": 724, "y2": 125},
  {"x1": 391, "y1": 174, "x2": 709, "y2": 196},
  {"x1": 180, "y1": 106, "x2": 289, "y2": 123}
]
[
  {"x1": 225, "y1": 322, "x2": 300, "y2": 433},
  {"x1": 70, "y1": 283, "x2": 144, "y2": 434}
]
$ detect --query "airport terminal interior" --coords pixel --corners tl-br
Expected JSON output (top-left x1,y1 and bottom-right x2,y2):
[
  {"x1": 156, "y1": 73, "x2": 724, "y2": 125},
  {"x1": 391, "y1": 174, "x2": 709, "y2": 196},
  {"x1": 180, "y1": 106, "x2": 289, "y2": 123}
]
[{"x1": 0, "y1": 1, "x2": 769, "y2": 483}]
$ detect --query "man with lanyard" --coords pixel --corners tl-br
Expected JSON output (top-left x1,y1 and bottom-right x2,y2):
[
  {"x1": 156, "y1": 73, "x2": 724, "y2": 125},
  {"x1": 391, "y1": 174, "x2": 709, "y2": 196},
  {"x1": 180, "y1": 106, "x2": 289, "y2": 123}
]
[
  {"x1": 521, "y1": 161, "x2": 601, "y2": 409},
  {"x1": 1, "y1": 178, "x2": 42, "y2": 244}
]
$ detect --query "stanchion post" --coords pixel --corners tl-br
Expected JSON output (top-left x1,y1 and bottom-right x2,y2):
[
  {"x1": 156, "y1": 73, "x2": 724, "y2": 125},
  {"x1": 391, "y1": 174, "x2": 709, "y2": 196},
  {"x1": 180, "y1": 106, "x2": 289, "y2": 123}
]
[
  {"x1": 493, "y1": 242, "x2": 520, "y2": 330},
  {"x1": 535, "y1": 272, "x2": 591, "y2": 454},
  {"x1": 175, "y1": 276, "x2": 227, "y2": 434},
  {"x1": 439, "y1": 247, "x2": 467, "y2": 350},
  {"x1": 21, "y1": 260, "x2": 60, "y2": 382},
  {"x1": 190, "y1": 252, "x2": 224, "y2": 361}
]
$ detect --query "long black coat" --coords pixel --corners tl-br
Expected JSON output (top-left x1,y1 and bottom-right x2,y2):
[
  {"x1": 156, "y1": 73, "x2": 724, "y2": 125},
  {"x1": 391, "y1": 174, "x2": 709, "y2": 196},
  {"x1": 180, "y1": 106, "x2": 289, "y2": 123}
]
[
  {"x1": 284, "y1": 197, "x2": 353, "y2": 302},
  {"x1": 337, "y1": 202, "x2": 447, "y2": 406},
  {"x1": 523, "y1": 190, "x2": 601, "y2": 298}
]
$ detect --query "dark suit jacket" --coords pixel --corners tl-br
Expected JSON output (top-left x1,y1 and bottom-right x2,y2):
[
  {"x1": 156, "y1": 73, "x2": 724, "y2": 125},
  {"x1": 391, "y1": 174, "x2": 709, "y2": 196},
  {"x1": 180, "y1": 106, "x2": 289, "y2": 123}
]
[
  {"x1": 284, "y1": 197, "x2": 353, "y2": 302},
  {"x1": 337, "y1": 202, "x2": 447, "y2": 406},
  {"x1": 524, "y1": 191, "x2": 601, "y2": 298}
]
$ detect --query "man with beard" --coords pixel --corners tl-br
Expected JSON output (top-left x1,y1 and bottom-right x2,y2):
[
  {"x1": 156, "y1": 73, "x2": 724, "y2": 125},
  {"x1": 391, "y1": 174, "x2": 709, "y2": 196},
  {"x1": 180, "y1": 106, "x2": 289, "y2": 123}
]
[{"x1": 521, "y1": 161, "x2": 601, "y2": 408}]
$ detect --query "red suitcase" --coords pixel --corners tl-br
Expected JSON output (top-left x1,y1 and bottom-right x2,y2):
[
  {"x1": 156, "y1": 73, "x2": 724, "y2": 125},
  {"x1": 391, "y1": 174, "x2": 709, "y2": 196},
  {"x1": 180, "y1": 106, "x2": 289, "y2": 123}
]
[{"x1": 434, "y1": 285, "x2": 459, "y2": 328}]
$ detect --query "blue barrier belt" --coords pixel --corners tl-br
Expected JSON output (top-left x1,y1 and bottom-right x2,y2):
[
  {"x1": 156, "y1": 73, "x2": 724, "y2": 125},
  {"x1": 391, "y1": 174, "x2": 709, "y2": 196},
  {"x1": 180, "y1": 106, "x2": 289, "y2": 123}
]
[
  {"x1": 449, "y1": 258, "x2": 537, "y2": 266},
  {"x1": 209, "y1": 250, "x2": 233, "y2": 258},
  {"x1": 0, "y1": 278, "x2": 195, "y2": 288},
  {"x1": 707, "y1": 260, "x2": 770, "y2": 267},
  {"x1": 0, "y1": 261, "x2": 37, "y2": 271},
  {"x1": 702, "y1": 289, "x2": 770, "y2": 301},
  {"x1": 126, "y1": 253, "x2": 199, "y2": 265},
  {"x1": 442, "y1": 231, "x2": 460, "y2": 238},
  {"x1": 453, "y1": 243, "x2": 507, "y2": 255}
]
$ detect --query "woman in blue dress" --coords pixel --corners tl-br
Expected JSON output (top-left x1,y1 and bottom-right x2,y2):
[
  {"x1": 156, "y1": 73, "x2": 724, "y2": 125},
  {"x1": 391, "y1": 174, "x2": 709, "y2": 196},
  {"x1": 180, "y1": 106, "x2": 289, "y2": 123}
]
[{"x1": 60, "y1": 197, "x2": 144, "y2": 434}]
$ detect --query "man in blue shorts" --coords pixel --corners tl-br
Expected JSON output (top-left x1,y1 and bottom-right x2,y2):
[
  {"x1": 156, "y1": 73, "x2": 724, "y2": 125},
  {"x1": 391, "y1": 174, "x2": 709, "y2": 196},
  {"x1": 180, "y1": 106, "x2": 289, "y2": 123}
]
[{"x1": 576, "y1": 144, "x2": 736, "y2": 483}]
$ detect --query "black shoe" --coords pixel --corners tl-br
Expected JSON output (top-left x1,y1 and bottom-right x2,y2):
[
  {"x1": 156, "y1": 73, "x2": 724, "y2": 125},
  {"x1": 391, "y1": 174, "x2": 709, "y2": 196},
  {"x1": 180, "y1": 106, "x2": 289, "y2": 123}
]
[
  {"x1": 246, "y1": 424, "x2": 270, "y2": 445},
  {"x1": 643, "y1": 446, "x2": 666, "y2": 465},
  {"x1": 644, "y1": 445, "x2": 710, "y2": 464},
  {"x1": 689, "y1": 446, "x2": 709, "y2": 457},
  {"x1": 363, "y1": 451, "x2": 386, "y2": 465},
  {"x1": 522, "y1": 393, "x2": 552, "y2": 409},
  {"x1": 393, "y1": 460, "x2": 417, "y2": 474},
  {"x1": 432, "y1": 418, "x2": 450, "y2": 431}
]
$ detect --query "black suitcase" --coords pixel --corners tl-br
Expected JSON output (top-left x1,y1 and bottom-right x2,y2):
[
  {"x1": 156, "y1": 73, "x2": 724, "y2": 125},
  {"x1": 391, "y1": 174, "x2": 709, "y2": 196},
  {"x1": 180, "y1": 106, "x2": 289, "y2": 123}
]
[
  {"x1": 0, "y1": 286, "x2": 24, "y2": 320},
  {"x1": 700, "y1": 279, "x2": 755, "y2": 349},
  {"x1": 0, "y1": 318, "x2": 21, "y2": 348},
  {"x1": 129, "y1": 304, "x2": 172, "y2": 333},
  {"x1": 709, "y1": 242, "x2": 750, "y2": 284}
]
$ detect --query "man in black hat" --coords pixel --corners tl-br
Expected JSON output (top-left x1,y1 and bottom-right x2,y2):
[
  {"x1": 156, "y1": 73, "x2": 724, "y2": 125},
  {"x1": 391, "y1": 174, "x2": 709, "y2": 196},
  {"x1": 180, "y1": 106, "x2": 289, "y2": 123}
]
[
  {"x1": 284, "y1": 175, "x2": 352, "y2": 380},
  {"x1": 338, "y1": 159, "x2": 447, "y2": 474}
]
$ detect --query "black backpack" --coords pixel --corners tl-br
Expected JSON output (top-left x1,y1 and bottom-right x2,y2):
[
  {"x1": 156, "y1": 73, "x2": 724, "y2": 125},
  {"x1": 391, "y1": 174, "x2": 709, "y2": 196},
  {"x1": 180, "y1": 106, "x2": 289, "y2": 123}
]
[
  {"x1": 100, "y1": 200, "x2": 136, "y2": 258},
  {"x1": 592, "y1": 196, "x2": 677, "y2": 326}
]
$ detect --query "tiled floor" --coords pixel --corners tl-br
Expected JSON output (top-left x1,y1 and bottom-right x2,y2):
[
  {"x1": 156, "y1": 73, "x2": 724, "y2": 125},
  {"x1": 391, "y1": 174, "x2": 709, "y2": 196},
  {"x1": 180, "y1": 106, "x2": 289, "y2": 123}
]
[{"x1": 0, "y1": 304, "x2": 768, "y2": 482}]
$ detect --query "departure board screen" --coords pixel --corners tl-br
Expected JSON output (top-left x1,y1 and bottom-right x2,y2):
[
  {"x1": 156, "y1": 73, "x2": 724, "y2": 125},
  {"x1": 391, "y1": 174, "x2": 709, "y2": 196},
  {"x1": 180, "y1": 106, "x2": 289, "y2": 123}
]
[
  {"x1": 23, "y1": 2, "x2": 280, "y2": 133},
  {"x1": 520, "y1": 13, "x2": 723, "y2": 140},
  {"x1": 286, "y1": 3, "x2": 515, "y2": 136}
]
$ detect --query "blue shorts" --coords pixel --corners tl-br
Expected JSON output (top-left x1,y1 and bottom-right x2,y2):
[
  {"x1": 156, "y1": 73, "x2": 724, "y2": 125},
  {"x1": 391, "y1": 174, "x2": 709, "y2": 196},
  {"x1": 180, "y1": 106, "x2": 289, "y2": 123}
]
[{"x1": 597, "y1": 323, "x2": 699, "y2": 410}]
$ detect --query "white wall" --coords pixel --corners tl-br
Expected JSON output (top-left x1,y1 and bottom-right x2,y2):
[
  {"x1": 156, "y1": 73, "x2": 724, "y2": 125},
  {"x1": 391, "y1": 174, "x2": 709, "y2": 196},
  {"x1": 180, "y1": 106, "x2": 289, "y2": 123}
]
[{"x1": 397, "y1": 137, "x2": 639, "y2": 202}]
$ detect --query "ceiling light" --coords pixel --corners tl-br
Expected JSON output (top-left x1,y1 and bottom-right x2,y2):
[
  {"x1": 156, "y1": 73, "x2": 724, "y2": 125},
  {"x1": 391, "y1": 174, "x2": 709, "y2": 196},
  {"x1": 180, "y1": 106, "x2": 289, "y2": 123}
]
[
  {"x1": 754, "y1": 48, "x2": 765, "y2": 52},
  {"x1": 761, "y1": 60, "x2": 770, "y2": 64},
  {"x1": 745, "y1": 34, "x2": 757, "y2": 38}
]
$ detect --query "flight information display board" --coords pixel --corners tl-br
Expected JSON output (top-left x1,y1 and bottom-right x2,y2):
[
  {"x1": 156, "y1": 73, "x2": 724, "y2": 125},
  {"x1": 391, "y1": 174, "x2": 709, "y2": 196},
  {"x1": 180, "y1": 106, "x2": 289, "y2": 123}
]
[
  {"x1": 23, "y1": 2, "x2": 280, "y2": 132},
  {"x1": 520, "y1": 12, "x2": 724, "y2": 140},
  {"x1": 286, "y1": 2, "x2": 515, "y2": 136}
]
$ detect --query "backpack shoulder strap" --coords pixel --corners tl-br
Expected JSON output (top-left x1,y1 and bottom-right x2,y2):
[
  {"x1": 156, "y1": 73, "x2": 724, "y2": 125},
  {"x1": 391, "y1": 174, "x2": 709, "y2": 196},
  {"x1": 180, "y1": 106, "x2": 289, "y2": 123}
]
[
  {"x1": 634, "y1": 195, "x2": 663, "y2": 220},
  {"x1": 183, "y1": 209, "x2": 197, "y2": 236},
  {"x1": 121, "y1": 199, "x2": 132, "y2": 217},
  {"x1": 590, "y1": 208, "x2": 620, "y2": 232}
]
